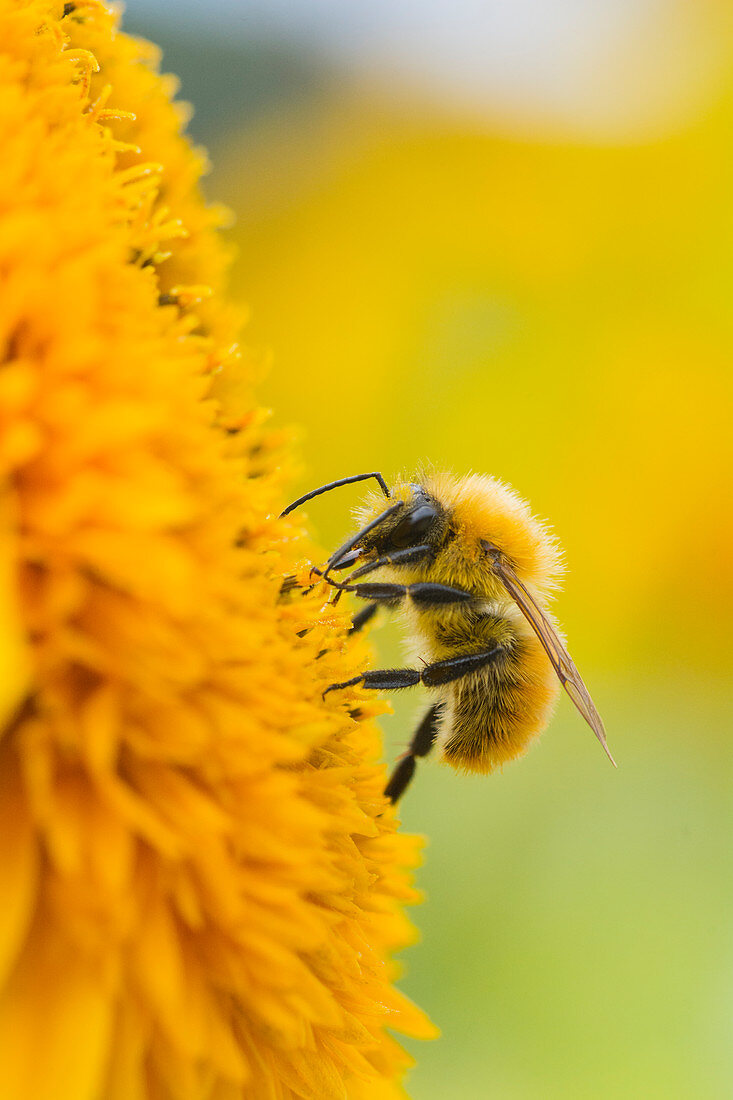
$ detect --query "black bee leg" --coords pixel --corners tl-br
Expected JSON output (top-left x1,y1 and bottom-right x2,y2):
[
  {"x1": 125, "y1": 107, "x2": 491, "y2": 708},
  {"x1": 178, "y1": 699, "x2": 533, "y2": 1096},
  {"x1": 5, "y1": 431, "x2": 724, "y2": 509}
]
[
  {"x1": 324, "y1": 668, "x2": 422, "y2": 696},
  {"x1": 336, "y1": 581, "x2": 474, "y2": 609},
  {"x1": 349, "y1": 602, "x2": 379, "y2": 635},
  {"x1": 337, "y1": 544, "x2": 433, "y2": 585},
  {"x1": 419, "y1": 646, "x2": 506, "y2": 685},
  {"x1": 326, "y1": 544, "x2": 434, "y2": 605},
  {"x1": 324, "y1": 644, "x2": 505, "y2": 696},
  {"x1": 385, "y1": 704, "x2": 442, "y2": 803}
]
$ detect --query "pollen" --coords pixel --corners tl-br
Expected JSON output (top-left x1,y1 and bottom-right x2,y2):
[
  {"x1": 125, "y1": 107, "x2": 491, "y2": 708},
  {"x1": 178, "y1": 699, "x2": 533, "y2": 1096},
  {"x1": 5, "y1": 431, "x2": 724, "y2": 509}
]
[{"x1": 0, "y1": 3, "x2": 433, "y2": 1098}]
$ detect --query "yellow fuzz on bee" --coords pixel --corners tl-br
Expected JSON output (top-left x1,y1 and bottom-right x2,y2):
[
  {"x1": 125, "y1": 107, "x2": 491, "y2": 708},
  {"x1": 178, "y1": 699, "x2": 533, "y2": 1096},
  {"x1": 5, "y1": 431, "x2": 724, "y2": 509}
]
[{"x1": 0, "y1": 3, "x2": 434, "y2": 1099}]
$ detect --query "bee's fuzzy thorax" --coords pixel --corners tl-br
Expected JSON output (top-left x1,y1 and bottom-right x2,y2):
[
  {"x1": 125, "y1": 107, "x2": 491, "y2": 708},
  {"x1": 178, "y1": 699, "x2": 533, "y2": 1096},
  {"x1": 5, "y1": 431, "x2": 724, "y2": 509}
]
[{"x1": 423, "y1": 471, "x2": 564, "y2": 593}]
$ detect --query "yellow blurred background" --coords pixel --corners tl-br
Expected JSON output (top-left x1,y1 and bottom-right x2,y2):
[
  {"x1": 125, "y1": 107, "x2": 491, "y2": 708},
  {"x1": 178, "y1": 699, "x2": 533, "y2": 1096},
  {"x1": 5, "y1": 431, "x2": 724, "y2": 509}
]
[{"x1": 129, "y1": 1, "x2": 732, "y2": 1095}]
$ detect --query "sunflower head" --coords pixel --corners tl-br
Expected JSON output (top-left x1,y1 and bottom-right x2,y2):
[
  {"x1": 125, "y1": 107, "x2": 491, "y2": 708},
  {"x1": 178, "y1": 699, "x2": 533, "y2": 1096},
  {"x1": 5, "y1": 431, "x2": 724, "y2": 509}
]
[{"x1": 0, "y1": 3, "x2": 433, "y2": 1097}]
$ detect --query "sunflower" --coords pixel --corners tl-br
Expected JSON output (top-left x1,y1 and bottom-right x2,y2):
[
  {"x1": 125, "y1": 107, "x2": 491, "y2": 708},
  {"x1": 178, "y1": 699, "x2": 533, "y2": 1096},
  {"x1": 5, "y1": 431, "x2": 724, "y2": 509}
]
[{"x1": 0, "y1": 2, "x2": 434, "y2": 1097}]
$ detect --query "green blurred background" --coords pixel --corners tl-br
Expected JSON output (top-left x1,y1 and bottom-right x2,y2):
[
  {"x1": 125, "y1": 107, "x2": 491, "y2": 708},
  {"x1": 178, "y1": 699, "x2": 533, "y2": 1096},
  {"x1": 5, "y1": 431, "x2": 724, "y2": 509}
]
[{"x1": 128, "y1": 3, "x2": 732, "y2": 1095}]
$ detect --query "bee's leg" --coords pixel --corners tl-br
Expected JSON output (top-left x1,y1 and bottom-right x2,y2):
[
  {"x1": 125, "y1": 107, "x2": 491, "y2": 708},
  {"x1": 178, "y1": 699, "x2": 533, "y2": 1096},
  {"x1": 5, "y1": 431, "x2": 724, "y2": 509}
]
[
  {"x1": 317, "y1": 598, "x2": 379, "y2": 660},
  {"x1": 349, "y1": 602, "x2": 379, "y2": 635},
  {"x1": 325, "y1": 544, "x2": 434, "y2": 605},
  {"x1": 418, "y1": 646, "x2": 506, "y2": 685},
  {"x1": 384, "y1": 704, "x2": 442, "y2": 803},
  {"x1": 313, "y1": 600, "x2": 377, "y2": 662},
  {"x1": 330, "y1": 544, "x2": 433, "y2": 586},
  {"x1": 324, "y1": 644, "x2": 504, "y2": 695},
  {"x1": 282, "y1": 548, "x2": 363, "y2": 603},
  {"x1": 335, "y1": 580, "x2": 474, "y2": 609}
]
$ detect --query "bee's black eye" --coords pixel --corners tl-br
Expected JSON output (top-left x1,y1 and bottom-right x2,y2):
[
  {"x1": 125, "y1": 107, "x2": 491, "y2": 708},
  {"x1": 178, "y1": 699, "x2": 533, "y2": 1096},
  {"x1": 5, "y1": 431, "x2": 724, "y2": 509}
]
[{"x1": 390, "y1": 505, "x2": 437, "y2": 548}]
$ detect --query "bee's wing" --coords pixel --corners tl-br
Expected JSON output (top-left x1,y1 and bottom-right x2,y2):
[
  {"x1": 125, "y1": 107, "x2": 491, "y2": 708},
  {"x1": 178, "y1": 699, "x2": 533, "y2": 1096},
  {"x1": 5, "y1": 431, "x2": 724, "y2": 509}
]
[{"x1": 492, "y1": 558, "x2": 617, "y2": 766}]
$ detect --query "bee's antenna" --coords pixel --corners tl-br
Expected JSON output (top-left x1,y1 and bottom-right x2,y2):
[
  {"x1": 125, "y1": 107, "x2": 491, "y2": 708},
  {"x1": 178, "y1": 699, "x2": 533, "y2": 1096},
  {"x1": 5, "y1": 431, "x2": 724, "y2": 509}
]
[{"x1": 280, "y1": 472, "x2": 390, "y2": 518}]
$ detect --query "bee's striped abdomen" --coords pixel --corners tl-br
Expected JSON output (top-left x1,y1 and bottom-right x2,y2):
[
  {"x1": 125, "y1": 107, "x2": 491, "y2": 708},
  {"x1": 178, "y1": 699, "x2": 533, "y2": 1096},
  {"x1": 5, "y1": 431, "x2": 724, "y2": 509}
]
[{"x1": 436, "y1": 618, "x2": 560, "y2": 773}]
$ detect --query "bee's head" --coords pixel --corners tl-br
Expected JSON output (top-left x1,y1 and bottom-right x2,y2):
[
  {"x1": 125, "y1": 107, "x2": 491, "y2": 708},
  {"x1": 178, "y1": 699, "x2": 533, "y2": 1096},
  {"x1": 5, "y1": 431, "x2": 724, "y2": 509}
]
[{"x1": 355, "y1": 483, "x2": 448, "y2": 556}]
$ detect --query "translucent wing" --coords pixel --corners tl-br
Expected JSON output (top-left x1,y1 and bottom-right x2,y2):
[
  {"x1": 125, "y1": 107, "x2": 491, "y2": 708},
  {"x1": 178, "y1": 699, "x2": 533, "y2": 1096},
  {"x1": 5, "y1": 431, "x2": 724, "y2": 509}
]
[{"x1": 490, "y1": 554, "x2": 616, "y2": 766}]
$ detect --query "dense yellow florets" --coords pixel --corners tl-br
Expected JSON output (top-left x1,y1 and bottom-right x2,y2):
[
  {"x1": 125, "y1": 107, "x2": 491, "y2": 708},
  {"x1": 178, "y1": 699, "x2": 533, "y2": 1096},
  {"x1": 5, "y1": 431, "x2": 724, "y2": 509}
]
[{"x1": 0, "y1": 3, "x2": 432, "y2": 1098}]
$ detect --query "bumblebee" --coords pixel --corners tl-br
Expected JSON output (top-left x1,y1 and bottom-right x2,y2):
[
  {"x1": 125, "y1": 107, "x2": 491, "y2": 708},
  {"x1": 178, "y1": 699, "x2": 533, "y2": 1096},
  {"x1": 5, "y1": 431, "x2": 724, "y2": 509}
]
[{"x1": 282, "y1": 470, "x2": 615, "y2": 803}]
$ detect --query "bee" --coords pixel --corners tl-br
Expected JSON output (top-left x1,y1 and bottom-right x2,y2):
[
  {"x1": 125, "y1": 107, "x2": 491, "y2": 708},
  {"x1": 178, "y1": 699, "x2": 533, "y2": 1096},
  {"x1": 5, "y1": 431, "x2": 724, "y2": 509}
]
[{"x1": 281, "y1": 470, "x2": 615, "y2": 803}]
